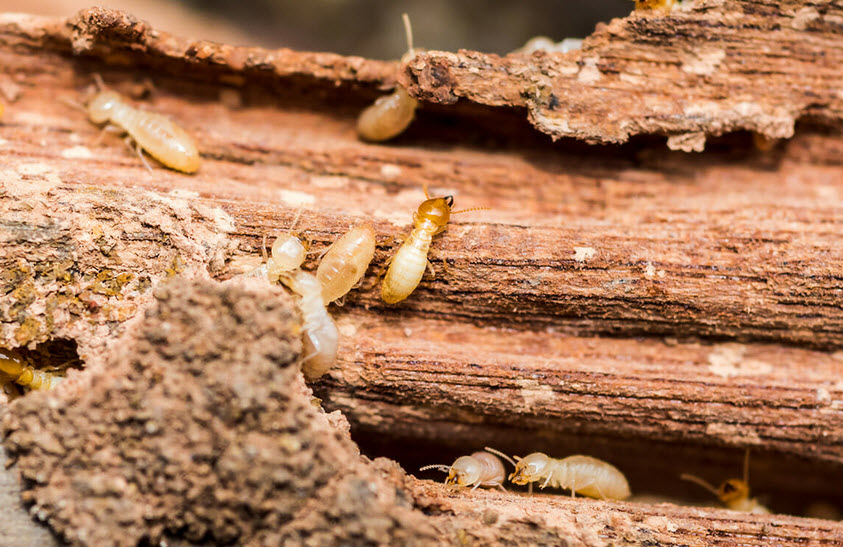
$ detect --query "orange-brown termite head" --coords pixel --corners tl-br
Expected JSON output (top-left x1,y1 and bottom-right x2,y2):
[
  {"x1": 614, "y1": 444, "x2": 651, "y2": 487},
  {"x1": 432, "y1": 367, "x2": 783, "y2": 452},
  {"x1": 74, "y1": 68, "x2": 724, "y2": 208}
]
[
  {"x1": 680, "y1": 449, "x2": 770, "y2": 514},
  {"x1": 414, "y1": 195, "x2": 454, "y2": 229},
  {"x1": 718, "y1": 479, "x2": 751, "y2": 505},
  {"x1": 634, "y1": 0, "x2": 677, "y2": 10}
]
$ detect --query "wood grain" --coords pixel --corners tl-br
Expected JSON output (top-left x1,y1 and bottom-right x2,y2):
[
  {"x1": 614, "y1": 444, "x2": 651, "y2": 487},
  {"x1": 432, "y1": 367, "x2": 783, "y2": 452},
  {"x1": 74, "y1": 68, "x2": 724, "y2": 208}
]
[{"x1": 0, "y1": 5, "x2": 841, "y2": 544}]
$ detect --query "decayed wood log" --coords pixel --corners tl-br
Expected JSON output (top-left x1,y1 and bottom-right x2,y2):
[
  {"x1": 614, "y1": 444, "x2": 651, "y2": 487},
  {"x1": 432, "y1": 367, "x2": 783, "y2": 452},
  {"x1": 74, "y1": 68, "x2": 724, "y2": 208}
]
[
  {"x1": 402, "y1": 0, "x2": 843, "y2": 148},
  {"x1": 0, "y1": 3, "x2": 841, "y2": 545},
  {"x1": 319, "y1": 309, "x2": 843, "y2": 517}
]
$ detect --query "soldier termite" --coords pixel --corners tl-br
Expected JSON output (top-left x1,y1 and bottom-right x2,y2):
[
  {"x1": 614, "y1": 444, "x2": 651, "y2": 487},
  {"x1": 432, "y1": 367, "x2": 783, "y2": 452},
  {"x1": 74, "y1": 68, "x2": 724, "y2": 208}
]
[
  {"x1": 381, "y1": 187, "x2": 486, "y2": 304},
  {"x1": 316, "y1": 224, "x2": 377, "y2": 304},
  {"x1": 633, "y1": 0, "x2": 678, "y2": 10},
  {"x1": 680, "y1": 449, "x2": 771, "y2": 514},
  {"x1": 357, "y1": 14, "x2": 419, "y2": 142},
  {"x1": 0, "y1": 347, "x2": 60, "y2": 391},
  {"x1": 72, "y1": 75, "x2": 200, "y2": 173},
  {"x1": 279, "y1": 270, "x2": 339, "y2": 381},
  {"x1": 420, "y1": 448, "x2": 510, "y2": 492},
  {"x1": 507, "y1": 451, "x2": 632, "y2": 500}
]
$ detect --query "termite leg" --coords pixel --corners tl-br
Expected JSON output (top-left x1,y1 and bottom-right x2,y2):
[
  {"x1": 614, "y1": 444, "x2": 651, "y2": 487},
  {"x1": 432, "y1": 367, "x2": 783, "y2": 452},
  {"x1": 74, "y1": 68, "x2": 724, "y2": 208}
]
[
  {"x1": 541, "y1": 472, "x2": 553, "y2": 490},
  {"x1": 125, "y1": 136, "x2": 153, "y2": 172},
  {"x1": 425, "y1": 260, "x2": 436, "y2": 279},
  {"x1": 94, "y1": 124, "x2": 123, "y2": 146}
]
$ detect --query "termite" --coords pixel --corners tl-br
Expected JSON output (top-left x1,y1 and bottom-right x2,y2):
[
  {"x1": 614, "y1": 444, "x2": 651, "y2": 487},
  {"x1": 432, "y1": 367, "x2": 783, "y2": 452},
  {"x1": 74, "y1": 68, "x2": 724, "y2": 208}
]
[
  {"x1": 0, "y1": 347, "x2": 59, "y2": 390},
  {"x1": 279, "y1": 269, "x2": 339, "y2": 381},
  {"x1": 634, "y1": 0, "x2": 677, "y2": 10},
  {"x1": 507, "y1": 451, "x2": 631, "y2": 500},
  {"x1": 681, "y1": 449, "x2": 770, "y2": 514},
  {"x1": 419, "y1": 448, "x2": 510, "y2": 492},
  {"x1": 515, "y1": 36, "x2": 583, "y2": 54},
  {"x1": 244, "y1": 210, "x2": 308, "y2": 282},
  {"x1": 357, "y1": 14, "x2": 419, "y2": 142},
  {"x1": 316, "y1": 224, "x2": 377, "y2": 304},
  {"x1": 76, "y1": 75, "x2": 200, "y2": 173},
  {"x1": 381, "y1": 187, "x2": 485, "y2": 304}
]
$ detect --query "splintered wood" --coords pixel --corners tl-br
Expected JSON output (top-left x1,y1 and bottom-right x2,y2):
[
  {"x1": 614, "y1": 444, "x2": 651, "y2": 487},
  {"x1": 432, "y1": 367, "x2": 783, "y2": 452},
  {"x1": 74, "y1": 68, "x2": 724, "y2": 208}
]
[{"x1": 0, "y1": 2, "x2": 842, "y2": 545}]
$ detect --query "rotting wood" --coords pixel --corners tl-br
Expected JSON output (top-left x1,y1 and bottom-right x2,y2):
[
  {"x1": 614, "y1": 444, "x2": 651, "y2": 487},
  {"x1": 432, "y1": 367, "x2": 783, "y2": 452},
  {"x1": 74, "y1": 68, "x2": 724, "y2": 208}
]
[
  {"x1": 409, "y1": 480, "x2": 843, "y2": 547},
  {"x1": 0, "y1": 9, "x2": 841, "y2": 351},
  {"x1": 401, "y1": 0, "x2": 843, "y2": 148},
  {"x1": 318, "y1": 309, "x2": 843, "y2": 516},
  {"x1": 0, "y1": 4, "x2": 841, "y2": 545}
]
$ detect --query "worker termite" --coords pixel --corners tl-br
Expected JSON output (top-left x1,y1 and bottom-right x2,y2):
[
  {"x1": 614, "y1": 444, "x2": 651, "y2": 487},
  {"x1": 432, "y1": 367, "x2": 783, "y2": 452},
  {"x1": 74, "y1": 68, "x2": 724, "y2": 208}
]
[
  {"x1": 419, "y1": 448, "x2": 509, "y2": 492},
  {"x1": 316, "y1": 224, "x2": 377, "y2": 304},
  {"x1": 507, "y1": 452, "x2": 632, "y2": 500},
  {"x1": 279, "y1": 270, "x2": 339, "y2": 381},
  {"x1": 243, "y1": 210, "x2": 308, "y2": 283},
  {"x1": 0, "y1": 347, "x2": 60, "y2": 391},
  {"x1": 357, "y1": 14, "x2": 419, "y2": 142},
  {"x1": 681, "y1": 449, "x2": 770, "y2": 514},
  {"x1": 381, "y1": 187, "x2": 485, "y2": 304},
  {"x1": 74, "y1": 75, "x2": 200, "y2": 173},
  {"x1": 514, "y1": 36, "x2": 583, "y2": 54}
]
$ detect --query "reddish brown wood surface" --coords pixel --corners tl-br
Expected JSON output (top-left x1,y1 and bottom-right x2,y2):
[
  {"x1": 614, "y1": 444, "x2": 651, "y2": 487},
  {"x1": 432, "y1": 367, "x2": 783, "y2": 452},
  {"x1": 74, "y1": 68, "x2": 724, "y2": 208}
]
[
  {"x1": 401, "y1": 0, "x2": 843, "y2": 147},
  {"x1": 0, "y1": 4, "x2": 841, "y2": 545}
]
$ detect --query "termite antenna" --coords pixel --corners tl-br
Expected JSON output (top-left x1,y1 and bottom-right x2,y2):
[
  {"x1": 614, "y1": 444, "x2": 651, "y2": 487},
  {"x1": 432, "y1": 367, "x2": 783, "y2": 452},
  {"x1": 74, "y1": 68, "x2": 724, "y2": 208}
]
[
  {"x1": 260, "y1": 233, "x2": 268, "y2": 262},
  {"x1": 287, "y1": 206, "x2": 304, "y2": 233},
  {"x1": 93, "y1": 73, "x2": 107, "y2": 92},
  {"x1": 680, "y1": 473, "x2": 720, "y2": 497},
  {"x1": 60, "y1": 96, "x2": 87, "y2": 112},
  {"x1": 419, "y1": 464, "x2": 451, "y2": 473},
  {"x1": 422, "y1": 182, "x2": 431, "y2": 200},
  {"x1": 451, "y1": 206, "x2": 490, "y2": 215},
  {"x1": 484, "y1": 447, "x2": 518, "y2": 468},
  {"x1": 402, "y1": 13, "x2": 414, "y2": 57}
]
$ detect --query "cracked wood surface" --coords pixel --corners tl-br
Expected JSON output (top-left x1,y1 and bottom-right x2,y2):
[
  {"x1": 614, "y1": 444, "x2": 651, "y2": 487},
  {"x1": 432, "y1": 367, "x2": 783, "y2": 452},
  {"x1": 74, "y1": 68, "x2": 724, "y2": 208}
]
[
  {"x1": 401, "y1": 0, "x2": 843, "y2": 148},
  {"x1": 0, "y1": 4, "x2": 842, "y2": 545}
]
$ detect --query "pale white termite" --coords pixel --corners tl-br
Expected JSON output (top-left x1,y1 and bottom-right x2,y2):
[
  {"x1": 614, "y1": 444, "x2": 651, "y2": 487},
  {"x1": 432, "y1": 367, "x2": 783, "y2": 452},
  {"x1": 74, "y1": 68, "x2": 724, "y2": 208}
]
[
  {"x1": 316, "y1": 224, "x2": 377, "y2": 304},
  {"x1": 0, "y1": 347, "x2": 59, "y2": 391},
  {"x1": 357, "y1": 14, "x2": 419, "y2": 142},
  {"x1": 507, "y1": 452, "x2": 631, "y2": 500},
  {"x1": 243, "y1": 210, "x2": 309, "y2": 282},
  {"x1": 279, "y1": 269, "x2": 339, "y2": 381},
  {"x1": 681, "y1": 449, "x2": 770, "y2": 514},
  {"x1": 419, "y1": 449, "x2": 509, "y2": 492},
  {"x1": 515, "y1": 36, "x2": 583, "y2": 54},
  {"x1": 81, "y1": 75, "x2": 200, "y2": 173},
  {"x1": 381, "y1": 187, "x2": 485, "y2": 304}
]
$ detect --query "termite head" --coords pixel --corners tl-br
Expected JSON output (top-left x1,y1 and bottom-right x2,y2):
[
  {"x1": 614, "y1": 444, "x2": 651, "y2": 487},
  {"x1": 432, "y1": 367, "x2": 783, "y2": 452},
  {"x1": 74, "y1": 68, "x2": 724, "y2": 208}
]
[
  {"x1": 420, "y1": 456, "x2": 480, "y2": 487},
  {"x1": 717, "y1": 479, "x2": 750, "y2": 504},
  {"x1": 416, "y1": 196, "x2": 453, "y2": 227},
  {"x1": 508, "y1": 452, "x2": 550, "y2": 485},
  {"x1": 269, "y1": 232, "x2": 308, "y2": 274},
  {"x1": 445, "y1": 456, "x2": 483, "y2": 487},
  {"x1": 87, "y1": 91, "x2": 122, "y2": 124}
]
